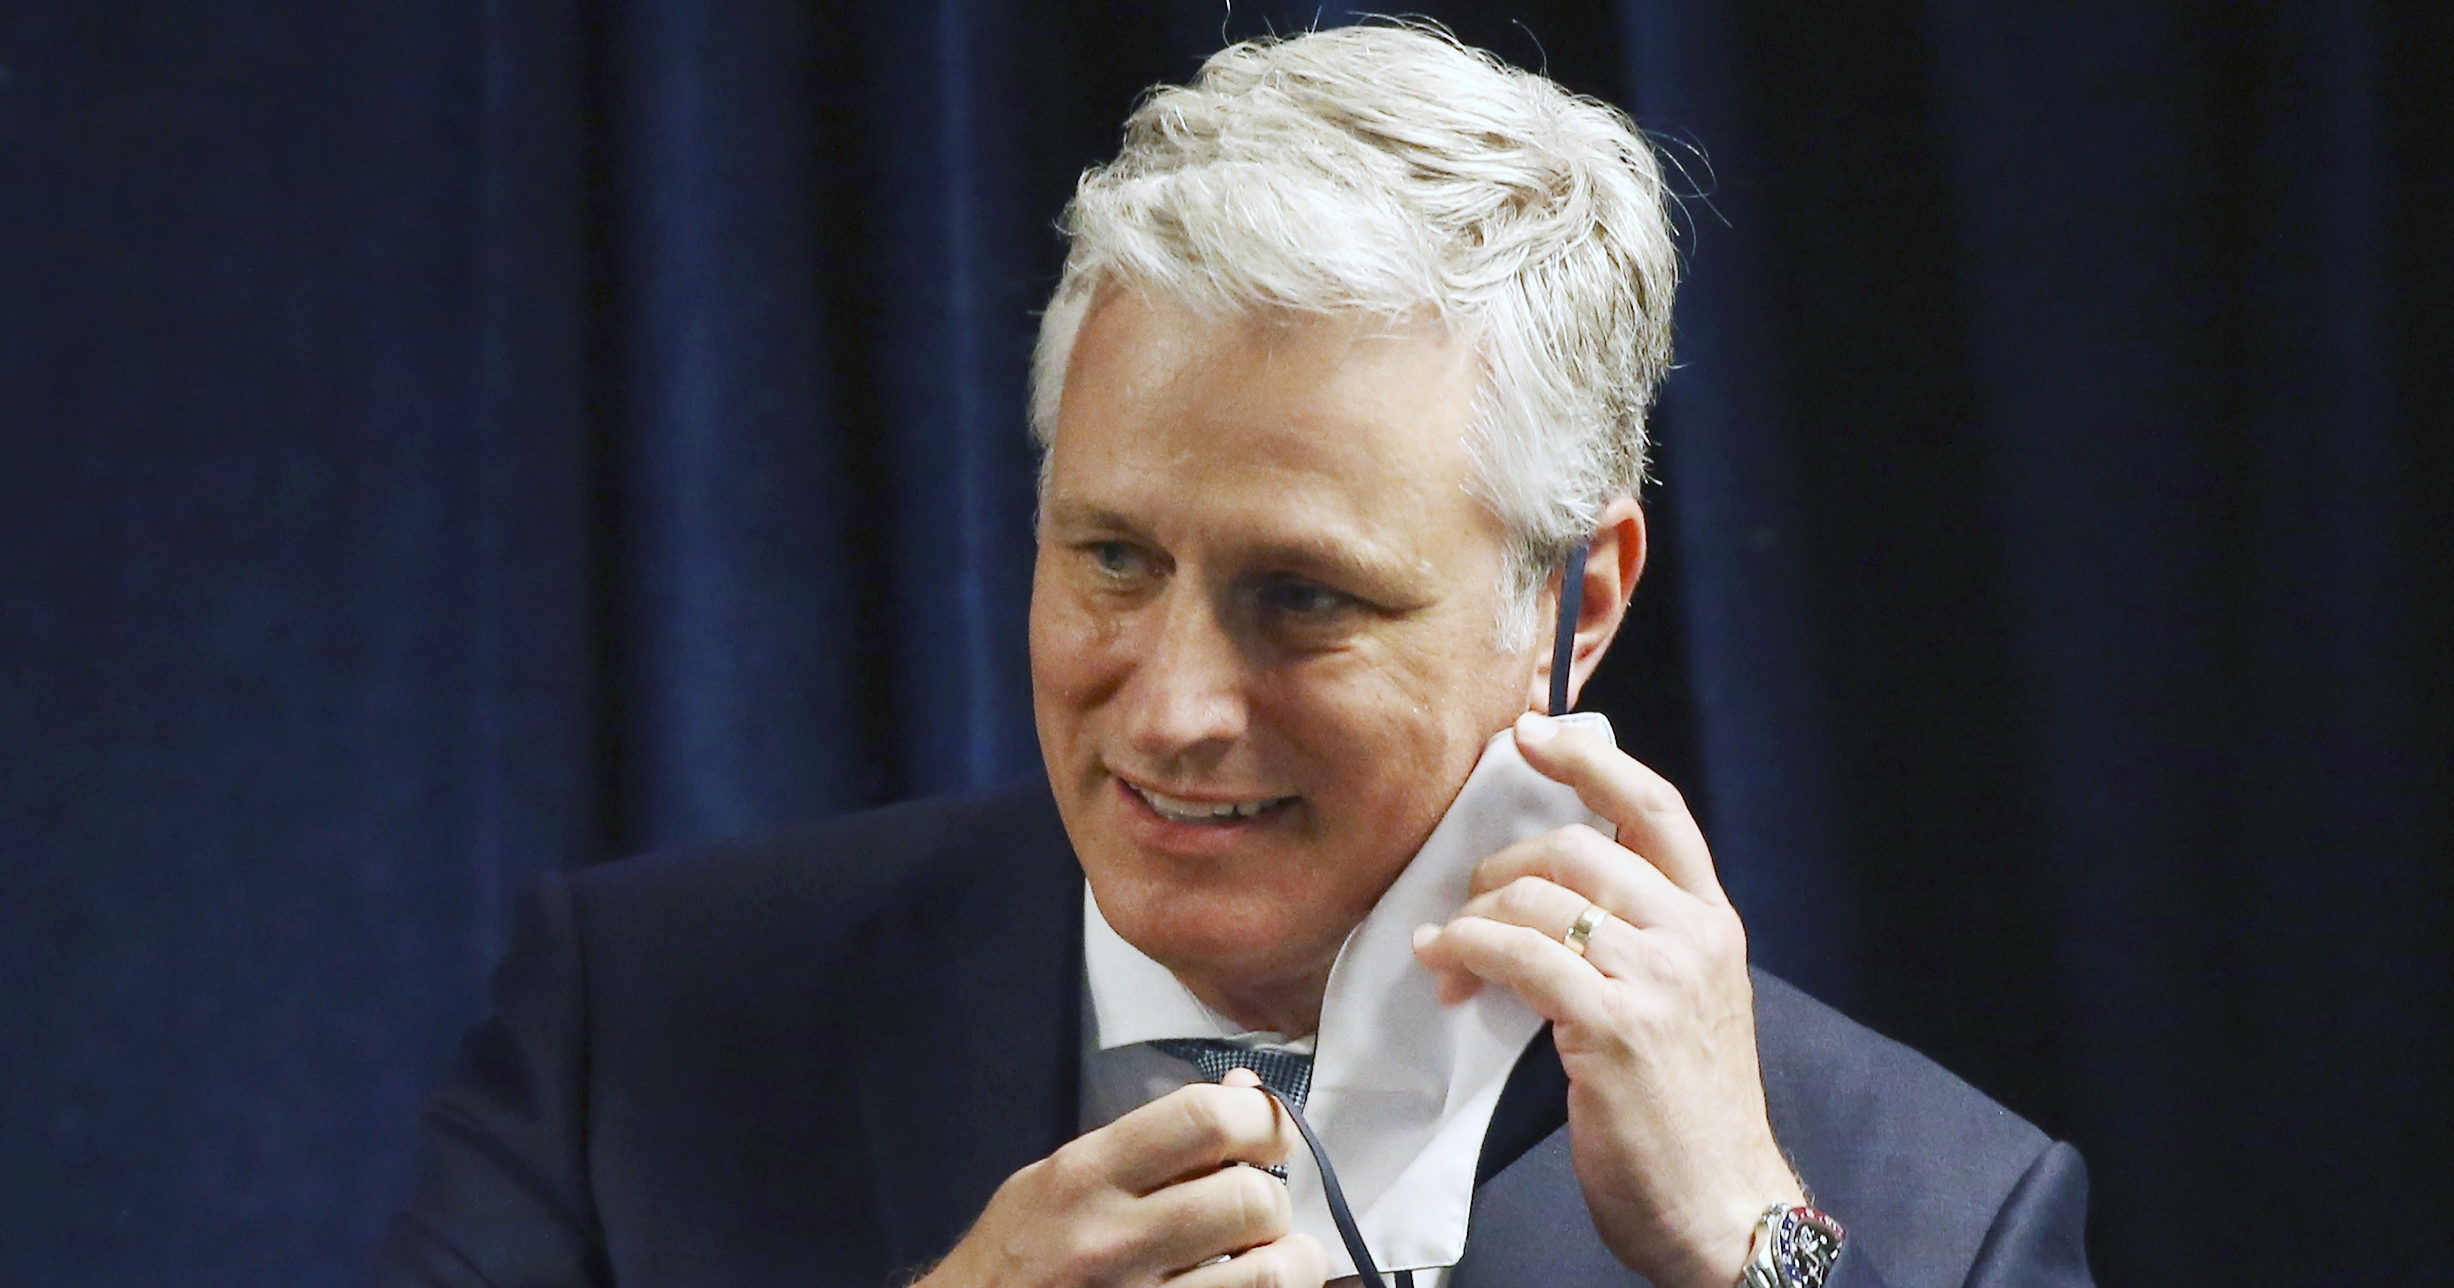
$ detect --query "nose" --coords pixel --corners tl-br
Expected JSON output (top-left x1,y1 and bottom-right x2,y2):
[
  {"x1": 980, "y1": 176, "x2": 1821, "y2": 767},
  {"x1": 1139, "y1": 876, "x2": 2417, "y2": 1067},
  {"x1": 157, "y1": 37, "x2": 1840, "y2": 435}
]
[{"x1": 1116, "y1": 581, "x2": 1249, "y2": 762}]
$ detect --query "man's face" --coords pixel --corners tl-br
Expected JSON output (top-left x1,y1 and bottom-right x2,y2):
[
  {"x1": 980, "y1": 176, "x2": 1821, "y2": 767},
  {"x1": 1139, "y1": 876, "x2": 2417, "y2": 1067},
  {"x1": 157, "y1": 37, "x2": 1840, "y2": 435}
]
[{"x1": 1030, "y1": 291, "x2": 1543, "y2": 1027}]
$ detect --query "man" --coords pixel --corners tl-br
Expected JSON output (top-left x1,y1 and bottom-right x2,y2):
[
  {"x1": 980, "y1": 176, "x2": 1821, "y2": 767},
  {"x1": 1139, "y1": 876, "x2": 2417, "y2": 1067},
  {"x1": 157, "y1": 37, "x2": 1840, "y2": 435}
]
[{"x1": 382, "y1": 25, "x2": 2090, "y2": 1288}]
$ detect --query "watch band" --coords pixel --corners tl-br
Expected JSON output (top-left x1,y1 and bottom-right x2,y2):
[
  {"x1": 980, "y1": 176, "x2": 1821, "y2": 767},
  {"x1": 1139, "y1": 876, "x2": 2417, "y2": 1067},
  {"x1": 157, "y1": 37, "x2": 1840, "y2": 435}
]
[{"x1": 1738, "y1": 1202, "x2": 1846, "y2": 1288}]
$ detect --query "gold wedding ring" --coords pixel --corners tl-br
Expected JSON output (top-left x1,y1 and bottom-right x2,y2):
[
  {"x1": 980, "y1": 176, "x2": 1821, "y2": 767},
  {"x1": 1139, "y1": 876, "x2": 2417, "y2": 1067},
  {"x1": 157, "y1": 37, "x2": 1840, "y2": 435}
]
[{"x1": 1564, "y1": 902, "x2": 1610, "y2": 957}]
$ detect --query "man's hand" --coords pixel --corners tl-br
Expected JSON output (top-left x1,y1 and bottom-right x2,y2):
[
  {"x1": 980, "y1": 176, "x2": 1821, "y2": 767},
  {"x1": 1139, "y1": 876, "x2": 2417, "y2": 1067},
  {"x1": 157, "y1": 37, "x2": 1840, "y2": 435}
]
[
  {"x1": 1412, "y1": 712, "x2": 1804, "y2": 1288},
  {"x1": 921, "y1": 1068, "x2": 1329, "y2": 1288}
]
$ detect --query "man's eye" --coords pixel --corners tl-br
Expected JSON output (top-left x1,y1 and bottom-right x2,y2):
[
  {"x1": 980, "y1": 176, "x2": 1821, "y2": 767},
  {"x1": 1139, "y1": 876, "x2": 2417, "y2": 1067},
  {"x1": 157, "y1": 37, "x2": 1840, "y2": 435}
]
[
  {"x1": 1085, "y1": 541, "x2": 1142, "y2": 576},
  {"x1": 1256, "y1": 577, "x2": 1355, "y2": 619}
]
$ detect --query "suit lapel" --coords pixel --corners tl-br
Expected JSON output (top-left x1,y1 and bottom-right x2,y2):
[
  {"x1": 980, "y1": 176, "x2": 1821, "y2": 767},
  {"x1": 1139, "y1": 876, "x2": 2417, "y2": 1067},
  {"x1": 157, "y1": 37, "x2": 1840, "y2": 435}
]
[{"x1": 850, "y1": 796, "x2": 1086, "y2": 1279}]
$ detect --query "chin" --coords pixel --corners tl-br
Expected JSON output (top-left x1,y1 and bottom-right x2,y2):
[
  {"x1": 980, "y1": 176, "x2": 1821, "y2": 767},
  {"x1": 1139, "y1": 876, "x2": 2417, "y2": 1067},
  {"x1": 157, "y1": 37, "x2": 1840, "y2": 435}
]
[{"x1": 1092, "y1": 870, "x2": 1338, "y2": 993}]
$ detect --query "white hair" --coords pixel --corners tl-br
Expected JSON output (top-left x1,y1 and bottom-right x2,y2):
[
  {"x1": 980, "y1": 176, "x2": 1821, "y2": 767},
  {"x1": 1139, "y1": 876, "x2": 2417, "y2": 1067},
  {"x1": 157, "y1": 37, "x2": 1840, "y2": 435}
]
[{"x1": 1030, "y1": 23, "x2": 1679, "y2": 646}]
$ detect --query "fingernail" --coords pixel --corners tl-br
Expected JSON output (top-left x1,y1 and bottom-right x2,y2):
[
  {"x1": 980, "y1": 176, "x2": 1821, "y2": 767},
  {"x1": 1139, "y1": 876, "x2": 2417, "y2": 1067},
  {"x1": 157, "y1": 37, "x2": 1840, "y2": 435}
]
[
  {"x1": 1411, "y1": 923, "x2": 1439, "y2": 952},
  {"x1": 1515, "y1": 711, "x2": 1558, "y2": 745}
]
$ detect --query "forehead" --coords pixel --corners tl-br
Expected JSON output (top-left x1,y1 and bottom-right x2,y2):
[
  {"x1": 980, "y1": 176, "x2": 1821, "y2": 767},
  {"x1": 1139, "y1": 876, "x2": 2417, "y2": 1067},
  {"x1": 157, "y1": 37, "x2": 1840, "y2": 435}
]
[{"x1": 1045, "y1": 292, "x2": 1497, "y2": 555}]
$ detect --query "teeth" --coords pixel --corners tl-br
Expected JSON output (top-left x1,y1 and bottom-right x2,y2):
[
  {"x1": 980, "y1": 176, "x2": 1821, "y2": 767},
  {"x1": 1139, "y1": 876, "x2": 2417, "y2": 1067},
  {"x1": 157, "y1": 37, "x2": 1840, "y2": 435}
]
[{"x1": 1134, "y1": 786, "x2": 1283, "y2": 822}]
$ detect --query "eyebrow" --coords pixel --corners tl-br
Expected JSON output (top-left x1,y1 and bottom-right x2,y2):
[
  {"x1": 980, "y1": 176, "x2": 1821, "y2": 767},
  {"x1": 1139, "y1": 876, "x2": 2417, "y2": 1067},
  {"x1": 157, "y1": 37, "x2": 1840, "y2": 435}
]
[{"x1": 1041, "y1": 500, "x2": 1427, "y2": 597}]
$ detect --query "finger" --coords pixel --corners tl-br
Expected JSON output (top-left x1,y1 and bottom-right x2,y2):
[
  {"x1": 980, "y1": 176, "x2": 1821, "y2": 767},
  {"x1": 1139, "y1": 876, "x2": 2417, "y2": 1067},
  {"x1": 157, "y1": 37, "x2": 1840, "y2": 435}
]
[
  {"x1": 1451, "y1": 875, "x2": 1662, "y2": 982},
  {"x1": 1217, "y1": 1067, "x2": 1300, "y2": 1154},
  {"x1": 1163, "y1": 1233, "x2": 1329, "y2": 1288},
  {"x1": 1413, "y1": 921, "x2": 1488, "y2": 1005},
  {"x1": 1091, "y1": 1081, "x2": 1297, "y2": 1194},
  {"x1": 1133, "y1": 1160, "x2": 1297, "y2": 1275},
  {"x1": 1465, "y1": 827, "x2": 1688, "y2": 928},
  {"x1": 1453, "y1": 875, "x2": 1602, "y2": 950},
  {"x1": 1512, "y1": 712, "x2": 1725, "y2": 903},
  {"x1": 1412, "y1": 913, "x2": 1613, "y2": 1028}
]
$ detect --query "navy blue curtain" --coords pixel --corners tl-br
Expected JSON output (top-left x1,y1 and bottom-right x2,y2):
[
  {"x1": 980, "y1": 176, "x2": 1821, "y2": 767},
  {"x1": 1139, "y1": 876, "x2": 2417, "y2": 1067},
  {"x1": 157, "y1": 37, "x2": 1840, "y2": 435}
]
[{"x1": 3, "y1": 2, "x2": 2445, "y2": 1285}]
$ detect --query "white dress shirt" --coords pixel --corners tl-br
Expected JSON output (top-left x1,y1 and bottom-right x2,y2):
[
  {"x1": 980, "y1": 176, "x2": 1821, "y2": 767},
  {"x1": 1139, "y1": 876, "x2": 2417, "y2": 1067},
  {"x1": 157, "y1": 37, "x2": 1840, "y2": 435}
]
[{"x1": 1079, "y1": 716, "x2": 1616, "y2": 1286}]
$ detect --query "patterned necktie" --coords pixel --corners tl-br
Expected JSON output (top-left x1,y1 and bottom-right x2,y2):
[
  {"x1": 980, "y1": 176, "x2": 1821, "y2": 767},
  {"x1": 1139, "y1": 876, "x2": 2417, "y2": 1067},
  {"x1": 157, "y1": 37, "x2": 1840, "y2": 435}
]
[{"x1": 1150, "y1": 1038, "x2": 1315, "y2": 1110}]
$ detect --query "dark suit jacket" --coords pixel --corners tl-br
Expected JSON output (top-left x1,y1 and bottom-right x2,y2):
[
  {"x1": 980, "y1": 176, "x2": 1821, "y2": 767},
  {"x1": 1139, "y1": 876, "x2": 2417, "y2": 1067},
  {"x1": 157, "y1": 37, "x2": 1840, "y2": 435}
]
[{"x1": 378, "y1": 787, "x2": 2092, "y2": 1288}]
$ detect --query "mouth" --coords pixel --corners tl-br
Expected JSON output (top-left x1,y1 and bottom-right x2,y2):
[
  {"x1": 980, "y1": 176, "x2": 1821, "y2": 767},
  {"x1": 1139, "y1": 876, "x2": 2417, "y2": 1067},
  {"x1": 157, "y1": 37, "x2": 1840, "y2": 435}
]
[{"x1": 1118, "y1": 778, "x2": 1299, "y2": 826}]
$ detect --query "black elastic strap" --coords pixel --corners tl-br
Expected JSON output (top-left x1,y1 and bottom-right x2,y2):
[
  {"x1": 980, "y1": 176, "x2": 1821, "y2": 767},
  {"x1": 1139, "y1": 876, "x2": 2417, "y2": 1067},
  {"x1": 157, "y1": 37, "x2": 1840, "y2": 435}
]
[
  {"x1": 1547, "y1": 540, "x2": 1590, "y2": 717},
  {"x1": 1261, "y1": 1086, "x2": 1387, "y2": 1288}
]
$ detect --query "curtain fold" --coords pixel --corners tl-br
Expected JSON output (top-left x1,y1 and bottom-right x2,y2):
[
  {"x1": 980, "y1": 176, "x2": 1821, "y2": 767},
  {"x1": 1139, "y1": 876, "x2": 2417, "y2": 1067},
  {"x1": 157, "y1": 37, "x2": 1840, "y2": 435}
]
[
  {"x1": 861, "y1": 0, "x2": 1042, "y2": 796},
  {"x1": 3, "y1": 2, "x2": 2445, "y2": 1284},
  {"x1": 596, "y1": 0, "x2": 870, "y2": 848},
  {"x1": 1617, "y1": 0, "x2": 1858, "y2": 1008}
]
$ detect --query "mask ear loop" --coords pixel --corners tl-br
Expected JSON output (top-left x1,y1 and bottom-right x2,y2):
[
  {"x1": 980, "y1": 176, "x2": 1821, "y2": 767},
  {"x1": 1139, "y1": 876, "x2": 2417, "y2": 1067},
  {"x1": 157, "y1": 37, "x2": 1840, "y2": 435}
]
[
  {"x1": 1547, "y1": 540, "x2": 1591, "y2": 718},
  {"x1": 1260, "y1": 1085, "x2": 1393, "y2": 1288}
]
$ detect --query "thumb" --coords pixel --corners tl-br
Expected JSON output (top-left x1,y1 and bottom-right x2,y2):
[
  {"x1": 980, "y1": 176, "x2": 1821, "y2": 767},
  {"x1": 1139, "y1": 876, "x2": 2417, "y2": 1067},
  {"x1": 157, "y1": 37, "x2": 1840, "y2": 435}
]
[{"x1": 1215, "y1": 1066, "x2": 1297, "y2": 1168}]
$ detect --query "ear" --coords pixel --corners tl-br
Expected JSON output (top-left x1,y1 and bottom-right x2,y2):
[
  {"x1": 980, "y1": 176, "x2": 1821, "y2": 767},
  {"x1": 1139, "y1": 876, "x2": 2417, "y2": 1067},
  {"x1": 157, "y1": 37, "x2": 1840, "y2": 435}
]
[{"x1": 1524, "y1": 498, "x2": 1648, "y2": 713}]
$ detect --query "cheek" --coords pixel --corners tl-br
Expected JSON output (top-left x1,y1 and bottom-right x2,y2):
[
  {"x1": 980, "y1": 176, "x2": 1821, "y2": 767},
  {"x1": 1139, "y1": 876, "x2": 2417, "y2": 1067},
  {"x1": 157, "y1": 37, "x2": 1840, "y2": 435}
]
[
  {"x1": 1027, "y1": 584, "x2": 1085, "y2": 736},
  {"x1": 1266, "y1": 655, "x2": 1485, "y2": 804},
  {"x1": 1299, "y1": 634, "x2": 1530, "y2": 802},
  {"x1": 1026, "y1": 591, "x2": 1064, "y2": 686},
  {"x1": 1314, "y1": 620, "x2": 1528, "y2": 734},
  {"x1": 1028, "y1": 581, "x2": 1130, "y2": 733},
  {"x1": 1028, "y1": 568, "x2": 1090, "y2": 677}
]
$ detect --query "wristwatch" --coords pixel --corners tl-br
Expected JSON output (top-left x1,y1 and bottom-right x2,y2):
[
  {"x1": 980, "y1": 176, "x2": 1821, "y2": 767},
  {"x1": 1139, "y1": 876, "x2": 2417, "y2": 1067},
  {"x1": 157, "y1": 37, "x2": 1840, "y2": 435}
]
[{"x1": 1738, "y1": 1202, "x2": 1846, "y2": 1288}]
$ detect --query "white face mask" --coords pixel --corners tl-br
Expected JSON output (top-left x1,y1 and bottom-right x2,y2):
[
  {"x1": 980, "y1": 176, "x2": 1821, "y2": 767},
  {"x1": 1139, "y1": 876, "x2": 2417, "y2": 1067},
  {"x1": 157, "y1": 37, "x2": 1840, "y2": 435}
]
[{"x1": 1292, "y1": 711, "x2": 1616, "y2": 1279}]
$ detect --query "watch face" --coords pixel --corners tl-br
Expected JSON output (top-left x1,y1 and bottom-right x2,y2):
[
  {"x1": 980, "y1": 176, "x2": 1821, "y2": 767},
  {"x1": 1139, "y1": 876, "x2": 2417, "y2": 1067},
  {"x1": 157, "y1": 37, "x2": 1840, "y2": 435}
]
[{"x1": 1776, "y1": 1207, "x2": 1846, "y2": 1287}]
